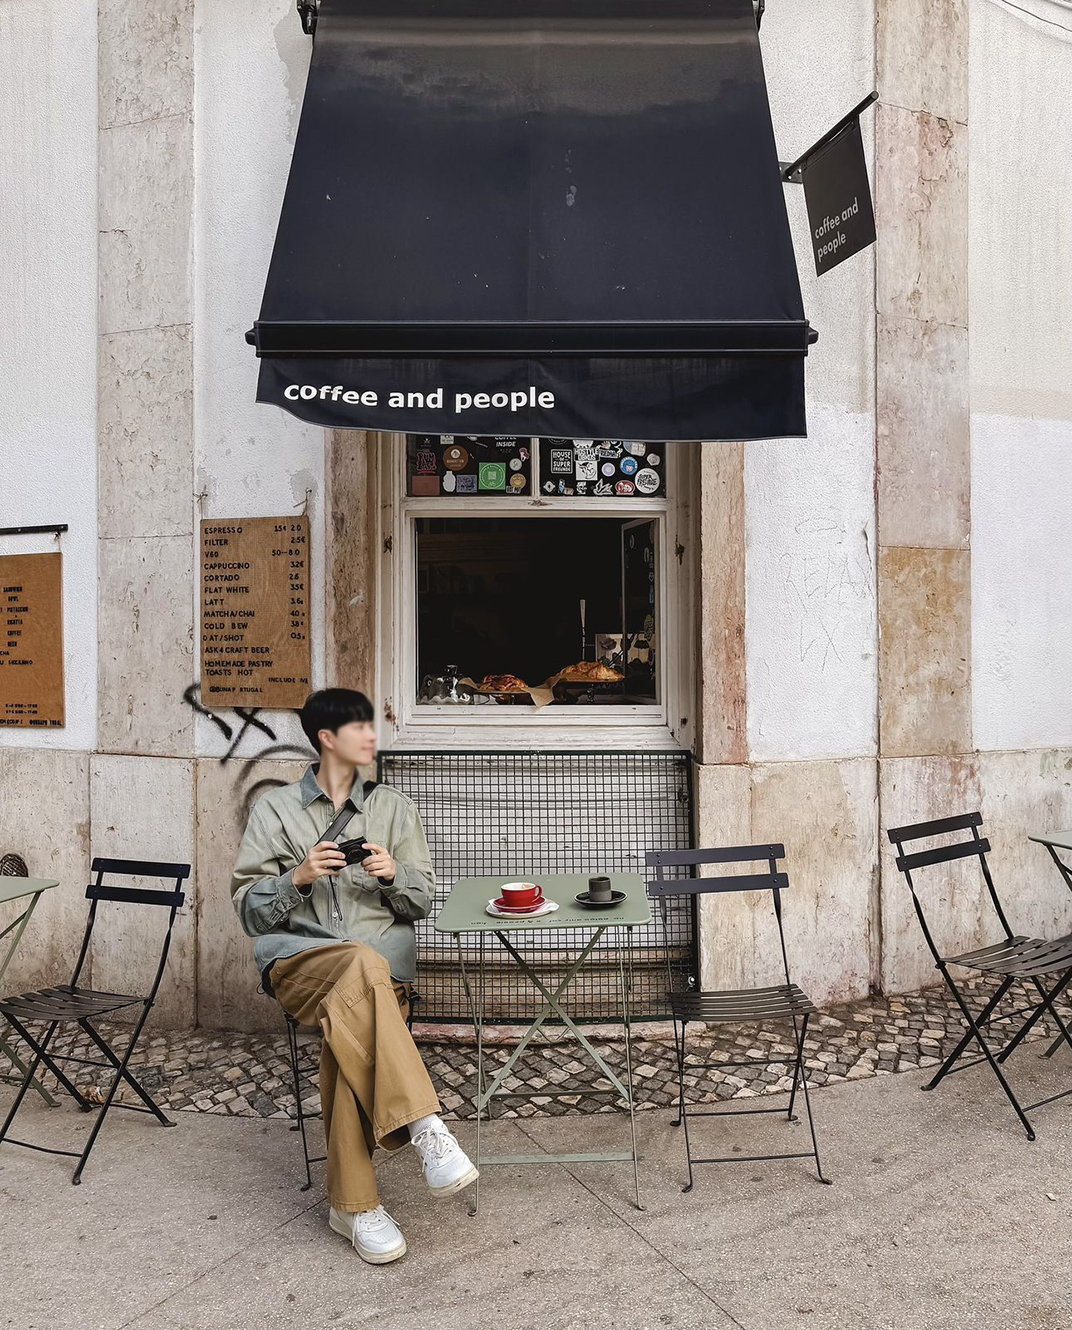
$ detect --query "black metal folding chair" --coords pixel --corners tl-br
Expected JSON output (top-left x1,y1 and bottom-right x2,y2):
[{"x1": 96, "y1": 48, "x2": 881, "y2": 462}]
[
  {"x1": 278, "y1": 984, "x2": 421, "y2": 1191},
  {"x1": 646, "y1": 844, "x2": 829, "y2": 1192},
  {"x1": 887, "y1": 812, "x2": 1072, "y2": 1139},
  {"x1": 0, "y1": 857, "x2": 189, "y2": 1184}
]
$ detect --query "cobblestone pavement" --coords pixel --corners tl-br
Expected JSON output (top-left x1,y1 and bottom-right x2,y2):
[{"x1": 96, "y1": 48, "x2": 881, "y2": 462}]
[{"x1": 4, "y1": 978, "x2": 1068, "y2": 1123}]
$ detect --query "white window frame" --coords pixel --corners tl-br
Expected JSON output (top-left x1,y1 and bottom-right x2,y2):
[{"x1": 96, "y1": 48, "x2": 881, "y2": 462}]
[{"x1": 375, "y1": 433, "x2": 697, "y2": 751}]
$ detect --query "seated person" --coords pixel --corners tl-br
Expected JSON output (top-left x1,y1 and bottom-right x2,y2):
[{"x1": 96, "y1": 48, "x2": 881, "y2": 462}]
[{"x1": 230, "y1": 687, "x2": 476, "y2": 1264}]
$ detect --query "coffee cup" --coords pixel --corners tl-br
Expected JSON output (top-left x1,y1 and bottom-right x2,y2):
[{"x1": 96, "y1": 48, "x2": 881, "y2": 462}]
[
  {"x1": 587, "y1": 876, "x2": 612, "y2": 902},
  {"x1": 500, "y1": 881, "x2": 542, "y2": 907}
]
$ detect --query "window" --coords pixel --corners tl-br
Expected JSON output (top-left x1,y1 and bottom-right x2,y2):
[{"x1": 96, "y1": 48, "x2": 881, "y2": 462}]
[
  {"x1": 379, "y1": 435, "x2": 694, "y2": 748},
  {"x1": 415, "y1": 514, "x2": 657, "y2": 704}
]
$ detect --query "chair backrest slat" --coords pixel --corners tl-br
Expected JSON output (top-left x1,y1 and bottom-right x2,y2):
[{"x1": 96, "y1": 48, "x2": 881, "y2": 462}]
[
  {"x1": 91, "y1": 856, "x2": 190, "y2": 881},
  {"x1": 895, "y1": 837, "x2": 991, "y2": 874},
  {"x1": 886, "y1": 811, "x2": 981, "y2": 843},
  {"x1": 86, "y1": 883, "x2": 186, "y2": 907},
  {"x1": 647, "y1": 844, "x2": 784, "y2": 870},
  {"x1": 647, "y1": 871, "x2": 788, "y2": 897}
]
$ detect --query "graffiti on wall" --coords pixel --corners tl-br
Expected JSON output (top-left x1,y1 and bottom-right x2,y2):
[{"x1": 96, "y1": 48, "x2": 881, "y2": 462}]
[{"x1": 183, "y1": 683, "x2": 312, "y2": 820}]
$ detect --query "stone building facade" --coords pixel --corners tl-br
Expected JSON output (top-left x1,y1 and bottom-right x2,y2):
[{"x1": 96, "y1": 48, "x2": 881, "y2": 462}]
[{"x1": 2, "y1": 0, "x2": 1071, "y2": 1032}]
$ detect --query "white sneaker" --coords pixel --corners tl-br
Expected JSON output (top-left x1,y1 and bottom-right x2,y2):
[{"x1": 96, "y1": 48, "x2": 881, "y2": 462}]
[
  {"x1": 410, "y1": 1123, "x2": 479, "y2": 1196},
  {"x1": 329, "y1": 1204, "x2": 407, "y2": 1263}
]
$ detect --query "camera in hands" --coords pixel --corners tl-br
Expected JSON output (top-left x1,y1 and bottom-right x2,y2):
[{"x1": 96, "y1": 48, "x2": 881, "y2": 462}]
[{"x1": 338, "y1": 838, "x2": 374, "y2": 866}]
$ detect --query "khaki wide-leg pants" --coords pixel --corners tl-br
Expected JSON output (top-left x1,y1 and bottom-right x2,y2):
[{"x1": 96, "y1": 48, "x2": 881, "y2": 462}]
[{"x1": 271, "y1": 941, "x2": 441, "y2": 1212}]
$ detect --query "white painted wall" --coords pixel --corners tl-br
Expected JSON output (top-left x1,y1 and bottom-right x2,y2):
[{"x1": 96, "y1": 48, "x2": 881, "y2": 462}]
[
  {"x1": 969, "y1": 0, "x2": 1072, "y2": 750},
  {"x1": 746, "y1": 0, "x2": 878, "y2": 762},
  {"x1": 973, "y1": 415, "x2": 1072, "y2": 749},
  {"x1": 193, "y1": 0, "x2": 324, "y2": 759},
  {"x1": 0, "y1": 0, "x2": 99, "y2": 751}
]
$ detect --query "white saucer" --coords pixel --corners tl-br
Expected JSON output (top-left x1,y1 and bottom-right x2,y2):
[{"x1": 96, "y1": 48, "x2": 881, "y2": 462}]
[{"x1": 485, "y1": 898, "x2": 559, "y2": 918}]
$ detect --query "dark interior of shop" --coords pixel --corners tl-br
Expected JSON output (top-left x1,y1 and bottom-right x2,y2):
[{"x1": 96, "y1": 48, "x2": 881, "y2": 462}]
[{"x1": 415, "y1": 516, "x2": 657, "y2": 701}]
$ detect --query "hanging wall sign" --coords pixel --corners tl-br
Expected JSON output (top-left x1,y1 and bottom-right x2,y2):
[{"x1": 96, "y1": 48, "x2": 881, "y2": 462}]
[
  {"x1": 801, "y1": 116, "x2": 876, "y2": 276},
  {"x1": 0, "y1": 552, "x2": 65, "y2": 728},
  {"x1": 199, "y1": 516, "x2": 311, "y2": 709}
]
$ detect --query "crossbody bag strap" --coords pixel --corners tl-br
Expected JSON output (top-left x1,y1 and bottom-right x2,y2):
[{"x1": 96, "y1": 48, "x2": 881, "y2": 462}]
[
  {"x1": 321, "y1": 779, "x2": 380, "y2": 842},
  {"x1": 322, "y1": 805, "x2": 356, "y2": 843}
]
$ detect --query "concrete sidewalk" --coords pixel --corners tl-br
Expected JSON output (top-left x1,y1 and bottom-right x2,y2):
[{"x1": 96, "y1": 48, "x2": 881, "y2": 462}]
[{"x1": 2, "y1": 1050, "x2": 1071, "y2": 1330}]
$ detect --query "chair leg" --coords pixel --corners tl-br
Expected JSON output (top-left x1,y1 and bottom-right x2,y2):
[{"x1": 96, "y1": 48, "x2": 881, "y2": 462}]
[
  {"x1": 286, "y1": 1016, "x2": 314, "y2": 1192},
  {"x1": 78, "y1": 1016, "x2": 173, "y2": 1126},
  {"x1": 787, "y1": 1018, "x2": 806, "y2": 1123},
  {"x1": 793, "y1": 1014, "x2": 831, "y2": 1185},
  {"x1": 0, "y1": 1013, "x2": 91, "y2": 1111},
  {"x1": 71, "y1": 1003, "x2": 162, "y2": 1185},
  {"x1": 678, "y1": 1021, "x2": 695, "y2": 1194},
  {"x1": 0, "y1": 1019, "x2": 70, "y2": 1146},
  {"x1": 999, "y1": 972, "x2": 1072, "y2": 1064},
  {"x1": 671, "y1": 1016, "x2": 685, "y2": 1128},
  {"x1": 934, "y1": 968, "x2": 1036, "y2": 1141},
  {"x1": 0, "y1": 1024, "x2": 58, "y2": 1107},
  {"x1": 922, "y1": 974, "x2": 1015, "y2": 1092},
  {"x1": 1044, "y1": 1021, "x2": 1072, "y2": 1059}
]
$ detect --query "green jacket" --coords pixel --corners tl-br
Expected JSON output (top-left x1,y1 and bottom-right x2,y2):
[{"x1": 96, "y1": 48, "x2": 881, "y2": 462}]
[{"x1": 230, "y1": 762, "x2": 435, "y2": 988}]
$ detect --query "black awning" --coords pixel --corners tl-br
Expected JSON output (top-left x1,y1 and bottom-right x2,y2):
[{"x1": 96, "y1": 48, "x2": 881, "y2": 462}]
[{"x1": 248, "y1": 0, "x2": 816, "y2": 442}]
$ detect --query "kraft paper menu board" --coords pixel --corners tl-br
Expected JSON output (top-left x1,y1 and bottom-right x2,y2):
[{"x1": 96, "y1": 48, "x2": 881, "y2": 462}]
[
  {"x1": 0, "y1": 551, "x2": 65, "y2": 728},
  {"x1": 200, "y1": 516, "x2": 311, "y2": 709}
]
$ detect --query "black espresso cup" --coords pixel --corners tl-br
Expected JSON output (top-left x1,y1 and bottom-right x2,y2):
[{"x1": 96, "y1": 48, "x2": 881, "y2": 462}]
[{"x1": 587, "y1": 876, "x2": 613, "y2": 902}]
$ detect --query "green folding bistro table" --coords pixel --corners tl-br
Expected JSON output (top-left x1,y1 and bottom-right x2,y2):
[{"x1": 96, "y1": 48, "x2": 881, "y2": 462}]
[
  {"x1": 434, "y1": 872, "x2": 650, "y2": 1212},
  {"x1": 0, "y1": 878, "x2": 60, "y2": 1105}
]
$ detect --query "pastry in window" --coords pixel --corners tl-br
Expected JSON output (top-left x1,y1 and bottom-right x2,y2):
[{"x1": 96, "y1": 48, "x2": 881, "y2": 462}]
[
  {"x1": 557, "y1": 661, "x2": 624, "y2": 682},
  {"x1": 477, "y1": 673, "x2": 530, "y2": 693}
]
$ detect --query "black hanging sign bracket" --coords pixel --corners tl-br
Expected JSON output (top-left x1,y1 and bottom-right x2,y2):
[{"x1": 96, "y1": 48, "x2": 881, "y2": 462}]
[{"x1": 779, "y1": 91, "x2": 877, "y2": 185}]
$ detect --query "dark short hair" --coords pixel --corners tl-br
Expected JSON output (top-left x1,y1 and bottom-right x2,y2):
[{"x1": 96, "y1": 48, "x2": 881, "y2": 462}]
[{"x1": 298, "y1": 688, "x2": 375, "y2": 753}]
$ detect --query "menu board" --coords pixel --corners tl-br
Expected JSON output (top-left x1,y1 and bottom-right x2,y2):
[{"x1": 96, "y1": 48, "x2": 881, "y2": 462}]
[
  {"x1": 406, "y1": 435, "x2": 532, "y2": 495},
  {"x1": 538, "y1": 439, "x2": 666, "y2": 497},
  {"x1": 0, "y1": 552, "x2": 65, "y2": 728},
  {"x1": 199, "y1": 516, "x2": 310, "y2": 709}
]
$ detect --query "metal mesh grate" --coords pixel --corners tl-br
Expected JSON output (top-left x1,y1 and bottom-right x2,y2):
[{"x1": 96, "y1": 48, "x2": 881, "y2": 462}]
[{"x1": 376, "y1": 748, "x2": 696, "y2": 1023}]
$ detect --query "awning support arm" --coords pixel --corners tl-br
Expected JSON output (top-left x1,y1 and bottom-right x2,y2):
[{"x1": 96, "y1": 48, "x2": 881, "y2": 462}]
[{"x1": 779, "y1": 90, "x2": 877, "y2": 184}]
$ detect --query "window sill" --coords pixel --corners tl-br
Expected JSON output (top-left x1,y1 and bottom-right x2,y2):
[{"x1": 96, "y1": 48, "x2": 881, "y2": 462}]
[{"x1": 391, "y1": 712, "x2": 685, "y2": 751}]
